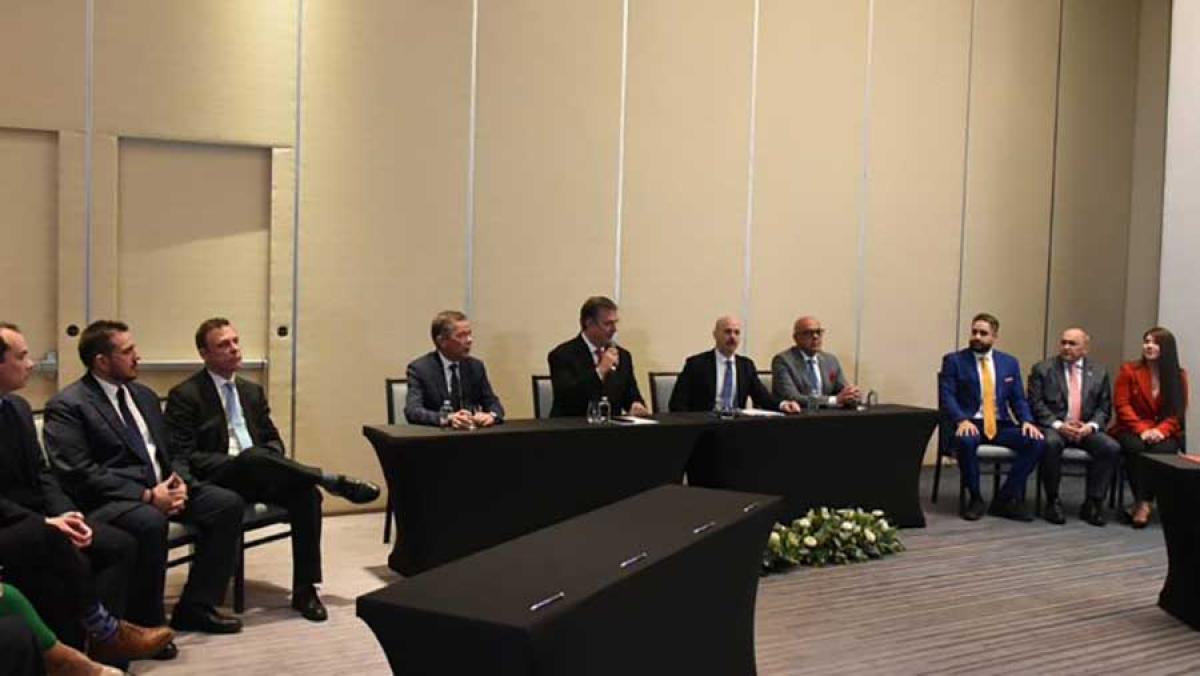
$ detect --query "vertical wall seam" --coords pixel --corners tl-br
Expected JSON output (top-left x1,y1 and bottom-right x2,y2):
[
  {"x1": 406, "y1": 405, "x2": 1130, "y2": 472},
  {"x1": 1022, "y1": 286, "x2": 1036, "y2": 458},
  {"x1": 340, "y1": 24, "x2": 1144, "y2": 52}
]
[
  {"x1": 954, "y1": 0, "x2": 978, "y2": 349},
  {"x1": 464, "y1": 0, "x2": 480, "y2": 315},
  {"x1": 1042, "y1": 0, "x2": 1066, "y2": 357},
  {"x1": 288, "y1": 0, "x2": 305, "y2": 453},
  {"x1": 741, "y1": 0, "x2": 761, "y2": 351},
  {"x1": 851, "y1": 0, "x2": 876, "y2": 382},
  {"x1": 613, "y1": 0, "x2": 630, "y2": 302},
  {"x1": 84, "y1": 0, "x2": 94, "y2": 322}
]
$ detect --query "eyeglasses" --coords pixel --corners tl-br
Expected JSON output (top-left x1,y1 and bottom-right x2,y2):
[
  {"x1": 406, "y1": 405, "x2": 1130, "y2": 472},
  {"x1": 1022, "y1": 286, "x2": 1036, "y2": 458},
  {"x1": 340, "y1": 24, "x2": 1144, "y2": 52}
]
[{"x1": 798, "y1": 329, "x2": 825, "y2": 337}]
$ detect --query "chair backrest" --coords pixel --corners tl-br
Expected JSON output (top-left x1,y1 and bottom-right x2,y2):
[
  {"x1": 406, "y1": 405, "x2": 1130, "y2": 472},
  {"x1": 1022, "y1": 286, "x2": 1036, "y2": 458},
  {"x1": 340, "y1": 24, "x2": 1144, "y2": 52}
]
[
  {"x1": 532, "y1": 375, "x2": 553, "y2": 419},
  {"x1": 386, "y1": 378, "x2": 409, "y2": 425},
  {"x1": 752, "y1": 370, "x2": 773, "y2": 408},
  {"x1": 648, "y1": 371, "x2": 679, "y2": 414}
]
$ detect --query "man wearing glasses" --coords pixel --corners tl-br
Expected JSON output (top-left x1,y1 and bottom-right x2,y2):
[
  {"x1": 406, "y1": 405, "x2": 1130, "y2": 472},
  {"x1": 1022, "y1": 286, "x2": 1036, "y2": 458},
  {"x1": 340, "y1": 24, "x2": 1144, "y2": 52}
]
[{"x1": 771, "y1": 316, "x2": 861, "y2": 408}]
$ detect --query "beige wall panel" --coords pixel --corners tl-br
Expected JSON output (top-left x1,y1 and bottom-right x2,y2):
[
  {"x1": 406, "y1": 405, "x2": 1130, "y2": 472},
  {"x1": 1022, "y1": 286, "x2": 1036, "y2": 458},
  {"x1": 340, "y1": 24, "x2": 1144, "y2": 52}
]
[
  {"x1": 56, "y1": 132, "x2": 87, "y2": 387},
  {"x1": 115, "y1": 139, "x2": 271, "y2": 382},
  {"x1": 89, "y1": 135, "x2": 120, "y2": 321},
  {"x1": 747, "y1": 0, "x2": 868, "y2": 369},
  {"x1": 0, "y1": 0, "x2": 84, "y2": 131},
  {"x1": 620, "y1": 0, "x2": 754, "y2": 390},
  {"x1": 268, "y1": 149, "x2": 296, "y2": 444},
  {"x1": 958, "y1": 0, "x2": 1059, "y2": 368},
  {"x1": 1124, "y1": 0, "x2": 1170, "y2": 359},
  {"x1": 858, "y1": 0, "x2": 971, "y2": 410},
  {"x1": 1048, "y1": 0, "x2": 1139, "y2": 373},
  {"x1": 472, "y1": 0, "x2": 623, "y2": 418},
  {"x1": 0, "y1": 128, "x2": 59, "y2": 406},
  {"x1": 296, "y1": 0, "x2": 473, "y2": 510},
  {"x1": 94, "y1": 0, "x2": 297, "y2": 146}
]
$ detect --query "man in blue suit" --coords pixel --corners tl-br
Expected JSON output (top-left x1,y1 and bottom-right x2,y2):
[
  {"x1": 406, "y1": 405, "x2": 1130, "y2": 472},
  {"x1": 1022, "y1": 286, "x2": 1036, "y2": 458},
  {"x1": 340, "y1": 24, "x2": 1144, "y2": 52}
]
[{"x1": 939, "y1": 313, "x2": 1044, "y2": 521}]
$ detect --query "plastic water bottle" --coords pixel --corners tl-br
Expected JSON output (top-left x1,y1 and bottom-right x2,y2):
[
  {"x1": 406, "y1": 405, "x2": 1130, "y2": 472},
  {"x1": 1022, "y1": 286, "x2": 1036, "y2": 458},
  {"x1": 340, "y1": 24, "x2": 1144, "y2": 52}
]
[
  {"x1": 438, "y1": 400, "x2": 453, "y2": 427},
  {"x1": 598, "y1": 396, "x2": 612, "y2": 424}
]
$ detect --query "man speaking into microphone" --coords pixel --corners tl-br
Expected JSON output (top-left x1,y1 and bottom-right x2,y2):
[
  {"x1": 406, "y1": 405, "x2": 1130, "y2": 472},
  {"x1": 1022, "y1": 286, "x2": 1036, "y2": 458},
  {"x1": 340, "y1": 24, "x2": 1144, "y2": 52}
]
[{"x1": 548, "y1": 296, "x2": 649, "y2": 418}]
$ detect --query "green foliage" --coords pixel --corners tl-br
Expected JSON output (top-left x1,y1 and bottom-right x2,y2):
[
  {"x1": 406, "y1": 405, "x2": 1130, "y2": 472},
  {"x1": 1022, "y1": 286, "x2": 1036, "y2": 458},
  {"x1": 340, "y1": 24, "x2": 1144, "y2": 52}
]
[{"x1": 763, "y1": 507, "x2": 904, "y2": 572}]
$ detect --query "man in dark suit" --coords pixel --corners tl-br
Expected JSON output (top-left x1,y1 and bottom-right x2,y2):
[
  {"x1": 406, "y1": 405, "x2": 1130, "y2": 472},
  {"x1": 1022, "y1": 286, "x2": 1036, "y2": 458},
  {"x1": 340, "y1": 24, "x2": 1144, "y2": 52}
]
[
  {"x1": 939, "y1": 313, "x2": 1045, "y2": 521},
  {"x1": 548, "y1": 296, "x2": 648, "y2": 418},
  {"x1": 771, "y1": 316, "x2": 862, "y2": 408},
  {"x1": 404, "y1": 311, "x2": 504, "y2": 428},
  {"x1": 0, "y1": 322, "x2": 172, "y2": 663},
  {"x1": 1027, "y1": 327, "x2": 1119, "y2": 526},
  {"x1": 44, "y1": 321, "x2": 245, "y2": 642},
  {"x1": 669, "y1": 315, "x2": 801, "y2": 413},
  {"x1": 165, "y1": 318, "x2": 378, "y2": 622}
]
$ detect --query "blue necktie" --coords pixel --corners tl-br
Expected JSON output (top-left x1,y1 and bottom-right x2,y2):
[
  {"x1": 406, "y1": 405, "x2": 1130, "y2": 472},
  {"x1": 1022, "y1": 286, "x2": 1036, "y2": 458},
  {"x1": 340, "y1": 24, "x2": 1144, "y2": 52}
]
[
  {"x1": 807, "y1": 357, "x2": 822, "y2": 396},
  {"x1": 224, "y1": 382, "x2": 254, "y2": 452},
  {"x1": 720, "y1": 359, "x2": 735, "y2": 410}
]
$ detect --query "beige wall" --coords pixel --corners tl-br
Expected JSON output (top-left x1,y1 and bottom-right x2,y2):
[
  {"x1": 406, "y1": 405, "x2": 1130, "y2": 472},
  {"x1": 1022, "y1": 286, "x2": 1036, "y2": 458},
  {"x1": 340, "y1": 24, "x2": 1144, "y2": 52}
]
[{"x1": 0, "y1": 0, "x2": 1171, "y2": 509}]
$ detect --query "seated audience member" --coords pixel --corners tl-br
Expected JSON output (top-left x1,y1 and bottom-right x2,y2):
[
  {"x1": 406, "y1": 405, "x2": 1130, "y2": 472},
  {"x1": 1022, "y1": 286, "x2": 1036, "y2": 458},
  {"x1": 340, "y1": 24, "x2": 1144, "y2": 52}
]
[
  {"x1": 165, "y1": 318, "x2": 379, "y2": 622},
  {"x1": 771, "y1": 316, "x2": 861, "y2": 408},
  {"x1": 1, "y1": 583, "x2": 123, "y2": 676},
  {"x1": 1026, "y1": 328, "x2": 1119, "y2": 526},
  {"x1": 1, "y1": 322, "x2": 173, "y2": 663},
  {"x1": 1112, "y1": 326, "x2": 1189, "y2": 529},
  {"x1": 404, "y1": 311, "x2": 505, "y2": 428},
  {"x1": 939, "y1": 313, "x2": 1045, "y2": 521},
  {"x1": 669, "y1": 315, "x2": 800, "y2": 413},
  {"x1": 44, "y1": 321, "x2": 245, "y2": 644},
  {"x1": 548, "y1": 296, "x2": 649, "y2": 417}
]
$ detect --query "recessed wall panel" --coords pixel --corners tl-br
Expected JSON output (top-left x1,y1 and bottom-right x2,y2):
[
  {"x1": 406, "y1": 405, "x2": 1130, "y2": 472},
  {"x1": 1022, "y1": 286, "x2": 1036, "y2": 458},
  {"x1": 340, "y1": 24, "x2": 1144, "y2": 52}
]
[{"x1": 0, "y1": 0, "x2": 84, "y2": 131}]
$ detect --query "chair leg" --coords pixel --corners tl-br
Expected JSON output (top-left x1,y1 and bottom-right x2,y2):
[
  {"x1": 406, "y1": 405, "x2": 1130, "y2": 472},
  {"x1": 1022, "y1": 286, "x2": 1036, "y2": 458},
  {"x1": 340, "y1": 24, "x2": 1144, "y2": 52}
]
[
  {"x1": 992, "y1": 463, "x2": 1002, "y2": 501},
  {"x1": 234, "y1": 536, "x2": 246, "y2": 614},
  {"x1": 1034, "y1": 465, "x2": 1042, "y2": 512},
  {"x1": 383, "y1": 492, "x2": 393, "y2": 544},
  {"x1": 932, "y1": 457, "x2": 943, "y2": 504}
]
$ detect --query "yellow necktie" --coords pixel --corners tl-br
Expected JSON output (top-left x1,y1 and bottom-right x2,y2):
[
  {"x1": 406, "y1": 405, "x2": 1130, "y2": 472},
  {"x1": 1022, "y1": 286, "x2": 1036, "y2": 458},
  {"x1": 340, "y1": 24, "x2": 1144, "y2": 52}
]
[{"x1": 980, "y1": 355, "x2": 997, "y2": 439}]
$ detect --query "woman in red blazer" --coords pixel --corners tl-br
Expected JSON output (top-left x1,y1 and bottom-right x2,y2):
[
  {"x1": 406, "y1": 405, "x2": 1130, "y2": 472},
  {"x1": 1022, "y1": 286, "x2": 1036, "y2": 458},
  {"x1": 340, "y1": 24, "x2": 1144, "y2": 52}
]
[{"x1": 1112, "y1": 326, "x2": 1189, "y2": 528}]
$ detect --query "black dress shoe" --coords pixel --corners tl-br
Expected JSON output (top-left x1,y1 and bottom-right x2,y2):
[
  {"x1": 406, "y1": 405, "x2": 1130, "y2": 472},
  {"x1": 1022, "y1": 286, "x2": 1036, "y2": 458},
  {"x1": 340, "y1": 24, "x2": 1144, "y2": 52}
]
[
  {"x1": 292, "y1": 586, "x2": 328, "y2": 622},
  {"x1": 1079, "y1": 499, "x2": 1106, "y2": 527},
  {"x1": 1042, "y1": 498, "x2": 1066, "y2": 525},
  {"x1": 152, "y1": 641, "x2": 179, "y2": 661},
  {"x1": 990, "y1": 497, "x2": 1034, "y2": 522},
  {"x1": 960, "y1": 494, "x2": 986, "y2": 521},
  {"x1": 330, "y1": 475, "x2": 381, "y2": 504},
  {"x1": 170, "y1": 604, "x2": 243, "y2": 634}
]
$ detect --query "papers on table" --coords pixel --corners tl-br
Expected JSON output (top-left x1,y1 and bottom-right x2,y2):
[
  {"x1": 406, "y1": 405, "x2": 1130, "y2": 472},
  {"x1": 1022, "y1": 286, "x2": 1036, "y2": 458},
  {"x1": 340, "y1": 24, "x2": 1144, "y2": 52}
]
[
  {"x1": 737, "y1": 408, "x2": 785, "y2": 418},
  {"x1": 612, "y1": 416, "x2": 659, "y2": 425}
]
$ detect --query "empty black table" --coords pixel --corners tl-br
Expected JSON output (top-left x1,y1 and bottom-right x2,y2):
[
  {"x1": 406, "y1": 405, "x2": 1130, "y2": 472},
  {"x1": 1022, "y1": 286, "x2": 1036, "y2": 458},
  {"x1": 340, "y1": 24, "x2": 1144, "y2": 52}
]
[
  {"x1": 357, "y1": 484, "x2": 782, "y2": 676},
  {"x1": 687, "y1": 405, "x2": 938, "y2": 527},
  {"x1": 363, "y1": 416, "x2": 703, "y2": 575},
  {"x1": 1143, "y1": 454, "x2": 1200, "y2": 630}
]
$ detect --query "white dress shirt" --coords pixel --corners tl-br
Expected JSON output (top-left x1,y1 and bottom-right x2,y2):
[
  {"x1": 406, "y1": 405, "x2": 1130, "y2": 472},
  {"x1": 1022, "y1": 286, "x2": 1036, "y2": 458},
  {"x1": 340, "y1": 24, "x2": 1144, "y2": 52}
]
[{"x1": 95, "y1": 376, "x2": 163, "y2": 481}]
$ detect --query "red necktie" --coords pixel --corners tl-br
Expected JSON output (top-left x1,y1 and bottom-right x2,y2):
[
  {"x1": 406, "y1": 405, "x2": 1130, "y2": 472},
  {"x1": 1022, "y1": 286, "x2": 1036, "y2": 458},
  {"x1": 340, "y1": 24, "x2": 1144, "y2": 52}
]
[{"x1": 1067, "y1": 363, "x2": 1082, "y2": 422}]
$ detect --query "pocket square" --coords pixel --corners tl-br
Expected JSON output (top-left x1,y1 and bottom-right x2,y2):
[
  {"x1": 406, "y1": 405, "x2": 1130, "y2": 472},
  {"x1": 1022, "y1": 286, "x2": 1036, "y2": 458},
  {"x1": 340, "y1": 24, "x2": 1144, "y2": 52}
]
[{"x1": 1003, "y1": 376, "x2": 1014, "y2": 383}]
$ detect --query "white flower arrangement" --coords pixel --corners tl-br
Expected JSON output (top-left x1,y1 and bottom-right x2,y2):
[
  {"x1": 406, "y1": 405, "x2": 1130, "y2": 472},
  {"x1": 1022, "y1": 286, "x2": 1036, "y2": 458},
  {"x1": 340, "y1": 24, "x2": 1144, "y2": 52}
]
[{"x1": 763, "y1": 507, "x2": 904, "y2": 571}]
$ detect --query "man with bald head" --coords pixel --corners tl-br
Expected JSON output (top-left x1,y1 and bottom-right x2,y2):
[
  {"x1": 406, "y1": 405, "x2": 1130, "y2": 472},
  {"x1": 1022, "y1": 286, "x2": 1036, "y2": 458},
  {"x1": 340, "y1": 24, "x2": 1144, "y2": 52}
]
[
  {"x1": 771, "y1": 316, "x2": 861, "y2": 408},
  {"x1": 1027, "y1": 327, "x2": 1119, "y2": 526},
  {"x1": 669, "y1": 316, "x2": 801, "y2": 413}
]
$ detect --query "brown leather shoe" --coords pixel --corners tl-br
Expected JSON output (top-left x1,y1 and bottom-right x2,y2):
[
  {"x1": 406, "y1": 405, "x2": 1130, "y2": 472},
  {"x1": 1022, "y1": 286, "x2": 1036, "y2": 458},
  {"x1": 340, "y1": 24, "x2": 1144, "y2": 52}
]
[
  {"x1": 88, "y1": 620, "x2": 174, "y2": 663},
  {"x1": 45, "y1": 642, "x2": 124, "y2": 676},
  {"x1": 1131, "y1": 500, "x2": 1153, "y2": 529}
]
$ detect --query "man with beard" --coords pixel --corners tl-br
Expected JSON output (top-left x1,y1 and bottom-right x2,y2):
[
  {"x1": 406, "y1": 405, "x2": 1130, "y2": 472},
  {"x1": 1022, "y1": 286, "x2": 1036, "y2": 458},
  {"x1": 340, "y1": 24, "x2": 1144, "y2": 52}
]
[
  {"x1": 669, "y1": 315, "x2": 801, "y2": 413},
  {"x1": 938, "y1": 313, "x2": 1045, "y2": 521}
]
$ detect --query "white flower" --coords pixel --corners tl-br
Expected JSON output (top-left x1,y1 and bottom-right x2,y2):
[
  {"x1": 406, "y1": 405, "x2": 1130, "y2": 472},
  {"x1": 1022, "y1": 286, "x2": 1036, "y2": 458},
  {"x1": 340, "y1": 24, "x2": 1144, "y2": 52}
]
[
  {"x1": 853, "y1": 525, "x2": 862, "y2": 533},
  {"x1": 768, "y1": 531, "x2": 781, "y2": 548},
  {"x1": 803, "y1": 535, "x2": 818, "y2": 547},
  {"x1": 878, "y1": 519, "x2": 890, "y2": 531},
  {"x1": 840, "y1": 521, "x2": 854, "y2": 531},
  {"x1": 864, "y1": 529, "x2": 877, "y2": 543},
  {"x1": 797, "y1": 518, "x2": 811, "y2": 529},
  {"x1": 787, "y1": 532, "x2": 800, "y2": 547},
  {"x1": 820, "y1": 508, "x2": 831, "y2": 518},
  {"x1": 871, "y1": 509, "x2": 884, "y2": 517}
]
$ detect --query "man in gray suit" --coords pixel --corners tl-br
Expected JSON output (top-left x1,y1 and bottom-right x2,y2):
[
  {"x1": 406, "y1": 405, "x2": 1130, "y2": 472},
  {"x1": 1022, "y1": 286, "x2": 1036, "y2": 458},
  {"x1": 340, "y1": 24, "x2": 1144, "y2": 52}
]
[
  {"x1": 404, "y1": 311, "x2": 504, "y2": 428},
  {"x1": 1027, "y1": 327, "x2": 1119, "y2": 526},
  {"x1": 771, "y1": 316, "x2": 861, "y2": 407}
]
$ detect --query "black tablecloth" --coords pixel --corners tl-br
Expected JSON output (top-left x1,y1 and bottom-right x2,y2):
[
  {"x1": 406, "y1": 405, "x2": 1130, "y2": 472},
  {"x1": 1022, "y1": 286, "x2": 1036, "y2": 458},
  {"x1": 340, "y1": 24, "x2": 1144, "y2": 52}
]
[
  {"x1": 357, "y1": 485, "x2": 782, "y2": 676},
  {"x1": 1143, "y1": 454, "x2": 1200, "y2": 630},
  {"x1": 688, "y1": 405, "x2": 938, "y2": 527},
  {"x1": 363, "y1": 416, "x2": 703, "y2": 575}
]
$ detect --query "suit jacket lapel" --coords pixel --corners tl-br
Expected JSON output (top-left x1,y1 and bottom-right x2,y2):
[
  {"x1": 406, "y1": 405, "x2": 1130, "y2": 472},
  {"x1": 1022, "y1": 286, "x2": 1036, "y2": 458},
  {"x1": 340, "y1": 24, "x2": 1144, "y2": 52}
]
[
  {"x1": 82, "y1": 375, "x2": 134, "y2": 449},
  {"x1": 201, "y1": 373, "x2": 232, "y2": 448}
]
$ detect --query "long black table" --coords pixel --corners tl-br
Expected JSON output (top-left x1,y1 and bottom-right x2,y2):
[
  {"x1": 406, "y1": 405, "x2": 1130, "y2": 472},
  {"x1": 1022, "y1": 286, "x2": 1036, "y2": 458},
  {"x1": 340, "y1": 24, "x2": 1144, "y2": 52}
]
[
  {"x1": 1143, "y1": 454, "x2": 1200, "y2": 630},
  {"x1": 357, "y1": 485, "x2": 782, "y2": 676},
  {"x1": 688, "y1": 405, "x2": 938, "y2": 527}
]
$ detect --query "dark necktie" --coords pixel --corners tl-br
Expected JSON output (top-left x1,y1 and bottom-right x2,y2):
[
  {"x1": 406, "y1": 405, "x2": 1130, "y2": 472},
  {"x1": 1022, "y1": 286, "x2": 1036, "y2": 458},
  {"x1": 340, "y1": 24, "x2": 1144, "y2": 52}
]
[
  {"x1": 116, "y1": 386, "x2": 156, "y2": 484},
  {"x1": 449, "y1": 363, "x2": 463, "y2": 411},
  {"x1": 720, "y1": 359, "x2": 735, "y2": 409}
]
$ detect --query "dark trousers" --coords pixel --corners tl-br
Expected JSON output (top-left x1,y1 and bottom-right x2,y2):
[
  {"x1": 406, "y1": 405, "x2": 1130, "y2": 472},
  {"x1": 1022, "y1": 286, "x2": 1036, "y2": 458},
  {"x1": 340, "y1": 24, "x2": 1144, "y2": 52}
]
[
  {"x1": 0, "y1": 514, "x2": 136, "y2": 647},
  {"x1": 0, "y1": 615, "x2": 45, "y2": 676},
  {"x1": 206, "y1": 448, "x2": 324, "y2": 589},
  {"x1": 1117, "y1": 433, "x2": 1182, "y2": 502},
  {"x1": 92, "y1": 483, "x2": 243, "y2": 625},
  {"x1": 951, "y1": 423, "x2": 1045, "y2": 501},
  {"x1": 1040, "y1": 428, "x2": 1120, "y2": 501}
]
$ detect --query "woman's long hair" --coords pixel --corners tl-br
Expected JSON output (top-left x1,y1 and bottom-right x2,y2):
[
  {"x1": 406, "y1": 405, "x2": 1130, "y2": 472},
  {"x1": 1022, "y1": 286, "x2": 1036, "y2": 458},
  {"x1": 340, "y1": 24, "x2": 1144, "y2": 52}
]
[{"x1": 1144, "y1": 326, "x2": 1185, "y2": 421}]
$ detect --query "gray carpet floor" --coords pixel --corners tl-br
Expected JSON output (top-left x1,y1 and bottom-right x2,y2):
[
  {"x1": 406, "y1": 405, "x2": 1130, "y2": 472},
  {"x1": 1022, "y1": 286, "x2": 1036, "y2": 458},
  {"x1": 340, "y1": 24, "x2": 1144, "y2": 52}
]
[{"x1": 137, "y1": 467, "x2": 1198, "y2": 674}]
